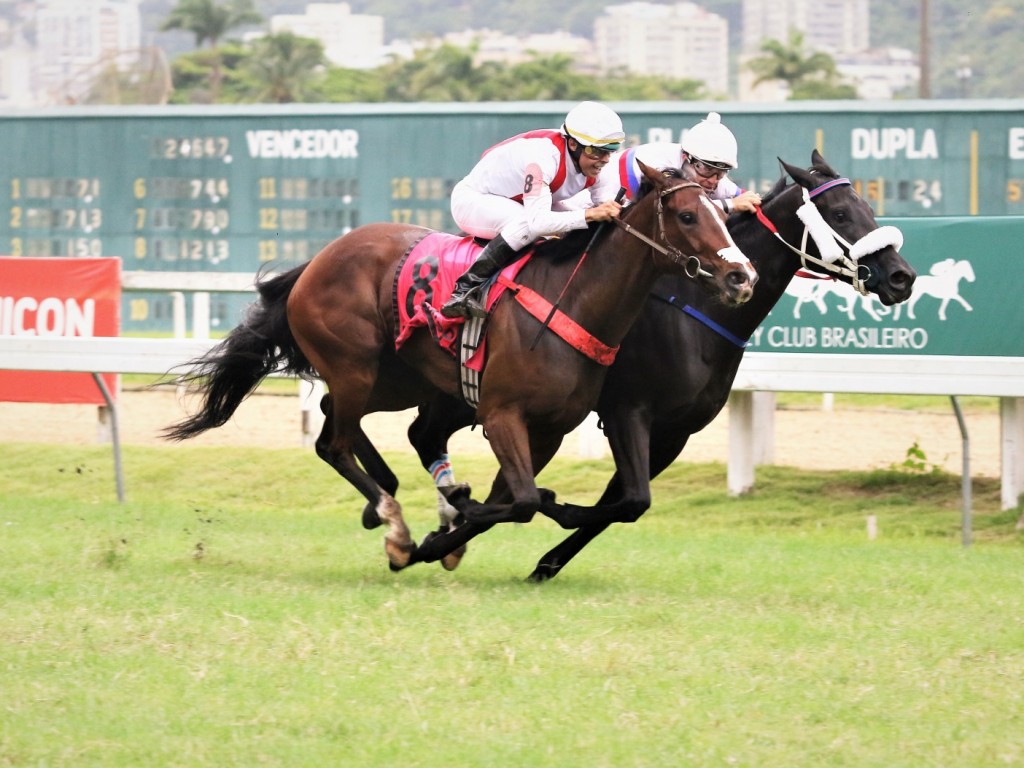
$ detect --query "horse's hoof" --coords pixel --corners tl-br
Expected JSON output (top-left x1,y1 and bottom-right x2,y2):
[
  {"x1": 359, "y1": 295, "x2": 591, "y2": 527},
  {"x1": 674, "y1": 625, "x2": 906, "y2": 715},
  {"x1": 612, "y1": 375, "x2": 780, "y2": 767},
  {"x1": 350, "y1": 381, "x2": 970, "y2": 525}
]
[
  {"x1": 362, "y1": 502, "x2": 382, "y2": 530},
  {"x1": 385, "y1": 538, "x2": 416, "y2": 570},
  {"x1": 539, "y1": 488, "x2": 558, "y2": 505},
  {"x1": 526, "y1": 564, "x2": 557, "y2": 583},
  {"x1": 509, "y1": 505, "x2": 538, "y2": 525},
  {"x1": 440, "y1": 544, "x2": 467, "y2": 572},
  {"x1": 440, "y1": 483, "x2": 473, "y2": 505}
]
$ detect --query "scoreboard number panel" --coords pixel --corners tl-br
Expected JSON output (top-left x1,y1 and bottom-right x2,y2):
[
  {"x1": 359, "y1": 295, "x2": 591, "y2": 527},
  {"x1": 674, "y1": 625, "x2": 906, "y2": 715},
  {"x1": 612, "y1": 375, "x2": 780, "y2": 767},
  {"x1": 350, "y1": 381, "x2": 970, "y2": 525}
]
[{"x1": 1, "y1": 102, "x2": 1021, "y2": 331}]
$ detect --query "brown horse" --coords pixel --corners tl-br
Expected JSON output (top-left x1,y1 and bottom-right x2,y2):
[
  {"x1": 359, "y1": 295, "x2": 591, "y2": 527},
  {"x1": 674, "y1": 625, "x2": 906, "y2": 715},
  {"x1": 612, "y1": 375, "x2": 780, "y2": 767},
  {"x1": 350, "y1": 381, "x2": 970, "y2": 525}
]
[
  {"x1": 400, "y1": 150, "x2": 917, "y2": 577},
  {"x1": 164, "y1": 162, "x2": 757, "y2": 570}
]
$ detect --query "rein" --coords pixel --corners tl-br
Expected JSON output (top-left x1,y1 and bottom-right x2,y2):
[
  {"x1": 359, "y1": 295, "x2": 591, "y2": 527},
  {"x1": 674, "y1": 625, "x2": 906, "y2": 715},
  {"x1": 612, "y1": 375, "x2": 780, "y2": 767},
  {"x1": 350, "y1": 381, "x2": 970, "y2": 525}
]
[
  {"x1": 754, "y1": 177, "x2": 904, "y2": 295},
  {"x1": 612, "y1": 181, "x2": 709, "y2": 279},
  {"x1": 509, "y1": 180, "x2": 723, "y2": 364},
  {"x1": 651, "y1": 293, "x2": 749, "y2": 348}
]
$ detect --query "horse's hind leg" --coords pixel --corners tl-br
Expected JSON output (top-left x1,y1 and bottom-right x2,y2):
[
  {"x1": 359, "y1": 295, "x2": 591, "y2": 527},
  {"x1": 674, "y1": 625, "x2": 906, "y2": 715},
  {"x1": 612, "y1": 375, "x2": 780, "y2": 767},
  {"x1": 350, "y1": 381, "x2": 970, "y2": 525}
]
[
  {"x1": 314, "y1": 390, "x2": 415, "y2": 570},
  {"x1": 353, "y1": 427, "x2": 399, "y2": 530},
  {"x1": 320, "y1": 397, "x2": 398, "y2": 530}
]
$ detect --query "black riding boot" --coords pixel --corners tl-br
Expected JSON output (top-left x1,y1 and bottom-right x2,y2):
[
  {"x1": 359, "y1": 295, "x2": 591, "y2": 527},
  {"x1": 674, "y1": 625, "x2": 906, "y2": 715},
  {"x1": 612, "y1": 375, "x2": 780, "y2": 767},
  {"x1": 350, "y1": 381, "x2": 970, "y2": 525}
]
[{"x1": 440, "y1": 235, "x2": 520, "y2": 319}]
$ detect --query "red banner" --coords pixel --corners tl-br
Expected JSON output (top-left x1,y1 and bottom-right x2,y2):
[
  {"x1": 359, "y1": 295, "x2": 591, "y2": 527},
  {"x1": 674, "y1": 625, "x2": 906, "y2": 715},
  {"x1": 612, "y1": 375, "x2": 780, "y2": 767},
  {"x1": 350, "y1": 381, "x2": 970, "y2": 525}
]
[{"x1": 0, "y1": 257, "x2": 121, "y2": 404}]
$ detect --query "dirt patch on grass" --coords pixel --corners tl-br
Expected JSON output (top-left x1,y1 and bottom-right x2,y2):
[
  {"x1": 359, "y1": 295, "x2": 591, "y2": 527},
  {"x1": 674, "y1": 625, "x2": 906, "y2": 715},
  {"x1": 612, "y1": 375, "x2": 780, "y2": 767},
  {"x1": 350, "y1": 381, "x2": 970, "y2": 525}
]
[{"x1": 0, "y1": 387, "x2": 1001, "y2": 478}]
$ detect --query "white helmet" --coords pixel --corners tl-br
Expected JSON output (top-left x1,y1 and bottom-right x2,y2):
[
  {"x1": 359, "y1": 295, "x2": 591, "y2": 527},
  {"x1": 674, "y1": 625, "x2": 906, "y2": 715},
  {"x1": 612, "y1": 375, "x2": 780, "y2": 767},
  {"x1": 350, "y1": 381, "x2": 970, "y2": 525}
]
[
  {"x1": 680, "y1": 112, "x2": 738, "y2": 169},
  {"x1": 562, "y1": 101, "x2": 625, "y2": 150}
]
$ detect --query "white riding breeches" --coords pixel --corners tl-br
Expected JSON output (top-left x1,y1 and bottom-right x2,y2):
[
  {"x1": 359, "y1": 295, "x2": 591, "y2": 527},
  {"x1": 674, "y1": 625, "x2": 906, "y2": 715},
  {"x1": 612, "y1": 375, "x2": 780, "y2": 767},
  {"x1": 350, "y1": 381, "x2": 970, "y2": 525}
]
[{"x1": 450, "y1": 180, "x2": 534, "y2": 250}]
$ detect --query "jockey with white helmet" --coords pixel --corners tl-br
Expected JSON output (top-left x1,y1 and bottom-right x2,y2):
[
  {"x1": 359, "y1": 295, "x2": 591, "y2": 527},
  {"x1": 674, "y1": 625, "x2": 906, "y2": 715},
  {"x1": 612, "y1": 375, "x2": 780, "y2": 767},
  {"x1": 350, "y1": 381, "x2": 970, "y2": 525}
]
[
  {"x1": 611, "y1": 112, "x2": 761, "y2": 214},
  {"x1": 442, "y1": 101, "x2": 626, "y2": 319}
]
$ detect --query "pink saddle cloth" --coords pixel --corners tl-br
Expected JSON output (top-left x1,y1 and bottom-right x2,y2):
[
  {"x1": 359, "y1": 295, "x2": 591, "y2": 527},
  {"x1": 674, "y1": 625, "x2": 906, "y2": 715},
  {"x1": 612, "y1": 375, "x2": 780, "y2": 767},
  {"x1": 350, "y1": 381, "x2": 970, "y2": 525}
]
[{"x1": 394, "y1": 232, "x2": 529, "y2": 371}]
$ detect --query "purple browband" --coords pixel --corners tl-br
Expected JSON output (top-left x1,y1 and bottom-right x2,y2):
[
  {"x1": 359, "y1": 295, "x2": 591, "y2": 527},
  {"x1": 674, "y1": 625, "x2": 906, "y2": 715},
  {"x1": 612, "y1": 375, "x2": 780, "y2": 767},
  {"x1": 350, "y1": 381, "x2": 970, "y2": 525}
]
[{"x1": 808, "y1": 177, "x2": 852, "y2": 198}]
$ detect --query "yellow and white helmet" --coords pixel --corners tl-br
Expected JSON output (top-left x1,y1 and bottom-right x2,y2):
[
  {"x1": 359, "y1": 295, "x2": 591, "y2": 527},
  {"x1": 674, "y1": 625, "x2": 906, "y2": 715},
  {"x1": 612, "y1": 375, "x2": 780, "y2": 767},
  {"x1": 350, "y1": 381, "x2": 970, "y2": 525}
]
[
  {"x1": 680, "y1": 112, "x2": 738, "y2": 169},
  {"x1": 562, "y1": 101, "x2": 625, "y2": 151}
]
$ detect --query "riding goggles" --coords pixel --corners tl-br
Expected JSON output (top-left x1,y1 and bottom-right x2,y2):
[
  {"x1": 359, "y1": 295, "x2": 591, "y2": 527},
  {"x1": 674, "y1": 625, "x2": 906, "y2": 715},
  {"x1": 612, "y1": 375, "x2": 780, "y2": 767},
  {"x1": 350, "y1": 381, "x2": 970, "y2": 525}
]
[{"x1": 686, "y1": 154, "x2": 732, "y2": 180}]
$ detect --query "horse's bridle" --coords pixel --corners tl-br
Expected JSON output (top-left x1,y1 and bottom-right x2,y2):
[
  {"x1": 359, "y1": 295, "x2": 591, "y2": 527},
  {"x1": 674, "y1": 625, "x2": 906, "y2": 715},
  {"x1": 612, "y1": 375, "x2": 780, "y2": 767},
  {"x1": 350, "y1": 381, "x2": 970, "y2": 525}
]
[
  {"x1": 612, "y1": 181, "x2": 720, "y2": 279},
  {"x1": 755, "y1": 177, "x2": 904, "y2": 295}
]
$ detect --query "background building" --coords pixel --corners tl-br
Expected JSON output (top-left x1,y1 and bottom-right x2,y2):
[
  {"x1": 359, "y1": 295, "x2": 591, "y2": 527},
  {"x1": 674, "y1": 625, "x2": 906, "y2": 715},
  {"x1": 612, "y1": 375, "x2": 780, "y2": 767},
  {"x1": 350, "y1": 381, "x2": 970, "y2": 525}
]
[
  {"x1": 35, "y1": 0, "x2": 142, "y2": 104},
  {"x1": 594, "y1": 2, "x2": 729, "y2": 95},
  {"x1": 742, "y1": 0, "x2": 869, "y2": 55},
  {"x1": 270, "y1": 3, "x2": 384, "y2": 69}
]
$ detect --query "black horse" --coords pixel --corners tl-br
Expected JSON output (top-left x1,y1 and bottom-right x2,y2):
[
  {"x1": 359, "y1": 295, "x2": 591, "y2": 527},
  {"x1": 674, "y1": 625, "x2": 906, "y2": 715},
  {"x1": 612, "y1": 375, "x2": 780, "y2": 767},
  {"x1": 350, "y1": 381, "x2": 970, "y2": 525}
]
[{"x1": 399, "y1": 150, "x2": 917, "y2": 576}]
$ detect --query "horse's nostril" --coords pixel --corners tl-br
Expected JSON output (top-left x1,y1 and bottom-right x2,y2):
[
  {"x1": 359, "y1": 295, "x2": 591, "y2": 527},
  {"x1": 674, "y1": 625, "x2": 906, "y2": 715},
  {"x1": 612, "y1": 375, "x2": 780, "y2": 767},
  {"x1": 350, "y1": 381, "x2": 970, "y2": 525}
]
[
  {"x1": 894, "y1": 270, "x2": 915, "y2": 290},
  {"x1": 729, "y1": 270, "x2": 754, "y2": 289}
]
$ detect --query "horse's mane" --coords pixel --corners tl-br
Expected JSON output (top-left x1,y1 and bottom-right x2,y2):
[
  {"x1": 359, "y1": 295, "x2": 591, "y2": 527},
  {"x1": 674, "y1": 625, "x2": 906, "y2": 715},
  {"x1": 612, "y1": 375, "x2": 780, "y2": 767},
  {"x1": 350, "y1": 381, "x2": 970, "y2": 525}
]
[
  {"x1": 531, "y1": 171, "x2": 674, "y2": 264},
  {"x1": 531, "y1": 224, "x2": 596, "y2": 263}
]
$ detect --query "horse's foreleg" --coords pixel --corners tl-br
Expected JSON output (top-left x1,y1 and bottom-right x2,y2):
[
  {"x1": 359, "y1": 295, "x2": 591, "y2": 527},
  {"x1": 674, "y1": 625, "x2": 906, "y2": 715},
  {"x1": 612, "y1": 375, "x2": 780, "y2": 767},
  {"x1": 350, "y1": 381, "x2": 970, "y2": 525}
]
[
  {"x1": 409, "y1": 397, "x2": 475, "y2": 521},
  {"x1": 412, "y1": 421, "x2": 568, "y2": 568},
  {"x1": 538, "y1": 409, "x2": 654, "y2": 529},
  {"x1": 468, "y1": 409, "x2": 541, "y2": 524},
  {"x1": 529, "y1": 422, "x2": 692, "y2": 582}
]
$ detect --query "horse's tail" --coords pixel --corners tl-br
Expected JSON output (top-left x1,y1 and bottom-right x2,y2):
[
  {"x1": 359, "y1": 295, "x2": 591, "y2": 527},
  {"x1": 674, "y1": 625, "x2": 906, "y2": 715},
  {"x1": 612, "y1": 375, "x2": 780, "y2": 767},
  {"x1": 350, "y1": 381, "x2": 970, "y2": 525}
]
[{"x1": 163, "y1": 264, "x2": 314, "y2": 441}]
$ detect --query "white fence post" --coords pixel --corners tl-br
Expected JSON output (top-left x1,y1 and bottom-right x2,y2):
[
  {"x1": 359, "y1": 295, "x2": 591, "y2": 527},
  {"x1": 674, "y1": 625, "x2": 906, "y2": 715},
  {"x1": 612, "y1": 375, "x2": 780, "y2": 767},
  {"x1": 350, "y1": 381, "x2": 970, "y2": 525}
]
[
  {"x1": 576, "y1": 411, "x2": 607, "y2": 459},
  {"x1": 1002, "y1": 397, "x2": 1024, "y2": 514},
  {"x1": 192, "y1": 292, "x2": 211, "y2": 339},
  {"x1": 300, "y1": 378, "x2": 325, "y2": 448},
  {"x1": 170, "y1": 291, "x2": 187, "y2": 338},
  {"x1": 752, "y1": 391, "x2": 776, "y2": 465},
  {"x1": 728, "y1": 390, "x2": 756, "y2": 496}
]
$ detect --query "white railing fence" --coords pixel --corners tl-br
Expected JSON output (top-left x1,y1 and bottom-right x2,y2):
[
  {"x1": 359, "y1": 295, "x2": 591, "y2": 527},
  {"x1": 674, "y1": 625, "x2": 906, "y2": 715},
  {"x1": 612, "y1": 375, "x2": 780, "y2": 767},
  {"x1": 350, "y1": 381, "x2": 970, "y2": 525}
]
[{"x1": 3, "y1": 273, "x2": 1022, "y2": 531}]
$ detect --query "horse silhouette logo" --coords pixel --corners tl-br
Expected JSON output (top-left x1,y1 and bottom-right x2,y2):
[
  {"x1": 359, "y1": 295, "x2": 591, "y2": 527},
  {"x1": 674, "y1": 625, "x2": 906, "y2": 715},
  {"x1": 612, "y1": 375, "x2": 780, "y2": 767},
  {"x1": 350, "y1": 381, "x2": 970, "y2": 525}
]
[
  {"x1": 892, "y1": 258, "x2": 974, "y2": 321},
  {"x1": 784, "y1": 277, "x2": 890, "y2": 321},
  {"x1": 784, "y1": 258, "x2": 974, "y2": 323}
]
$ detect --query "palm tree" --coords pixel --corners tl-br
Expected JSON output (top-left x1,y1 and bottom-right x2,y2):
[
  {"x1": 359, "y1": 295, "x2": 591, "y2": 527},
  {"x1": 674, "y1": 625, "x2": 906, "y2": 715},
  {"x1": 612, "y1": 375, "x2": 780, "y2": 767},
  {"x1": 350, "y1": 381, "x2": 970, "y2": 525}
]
[
  {"x1": 161, "y1": 0, "x2": 263, "y2": 101},
  {"x1": 746, "y1": 28, "x2": 853, "y2": 100},
  {"x1": 378, "y1": 44, "x2": 497, "y2": 102},
  {"x1": 244, "y1": 33, "x2": 327, "y2": 103}
]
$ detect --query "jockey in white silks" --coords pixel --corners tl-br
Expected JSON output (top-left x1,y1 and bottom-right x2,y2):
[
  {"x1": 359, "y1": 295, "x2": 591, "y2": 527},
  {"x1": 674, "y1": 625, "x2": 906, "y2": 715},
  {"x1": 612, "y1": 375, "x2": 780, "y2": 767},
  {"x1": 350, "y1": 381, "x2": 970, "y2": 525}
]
[
  {"x1": 441, "y1": 101, "x2": 626, "y2": 319},
  {"x1": 609, "y1": 112, "x2": 762, "y2": 214}
]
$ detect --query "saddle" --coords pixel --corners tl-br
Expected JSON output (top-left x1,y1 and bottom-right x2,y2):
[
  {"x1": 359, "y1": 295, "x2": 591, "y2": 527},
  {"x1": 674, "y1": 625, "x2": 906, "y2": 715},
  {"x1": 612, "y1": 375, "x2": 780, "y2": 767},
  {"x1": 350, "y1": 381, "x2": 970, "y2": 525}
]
[
  {"x1": 393, "y1": 232, "x2": 529, "y2": 405},
  {"x1": 393, "y1": 232, "x2": 620, "y2": 408}
]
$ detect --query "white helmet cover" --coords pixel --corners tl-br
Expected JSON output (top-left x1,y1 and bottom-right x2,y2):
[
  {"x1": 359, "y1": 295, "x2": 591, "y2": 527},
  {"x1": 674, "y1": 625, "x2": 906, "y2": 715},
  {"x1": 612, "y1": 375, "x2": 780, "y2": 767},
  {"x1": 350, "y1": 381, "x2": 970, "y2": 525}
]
[
  {"x1": 680, "y1": 111, "x2": 739, "y2": 169},
  {"x1": 562, "y1": 101, "x2": 625, "y2": 150}
]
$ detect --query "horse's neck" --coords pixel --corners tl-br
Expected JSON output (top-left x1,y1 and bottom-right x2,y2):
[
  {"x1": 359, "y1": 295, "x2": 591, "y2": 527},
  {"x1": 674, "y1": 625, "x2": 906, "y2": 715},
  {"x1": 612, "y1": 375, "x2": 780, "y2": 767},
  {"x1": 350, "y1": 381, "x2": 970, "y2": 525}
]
[
  {"x1": 681, "y1": 193, "x2": 805, "y2": 341},
  {"x1": 555, "y1": 219, "x2": 663, "y2": 347}
]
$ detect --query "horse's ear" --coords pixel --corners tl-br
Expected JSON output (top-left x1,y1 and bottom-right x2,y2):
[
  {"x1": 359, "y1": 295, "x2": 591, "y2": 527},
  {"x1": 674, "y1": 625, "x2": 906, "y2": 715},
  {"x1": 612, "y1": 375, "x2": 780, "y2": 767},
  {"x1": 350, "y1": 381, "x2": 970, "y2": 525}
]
[
  {"x1": 779, "y1": 156, "x2": 816, "y2": 189},
  {"x1": 636, "y1": 159, "x2": 665, "y2": 190},
  {"x1": 811, "y1": 148, "x2": 838, "y2": 178}
]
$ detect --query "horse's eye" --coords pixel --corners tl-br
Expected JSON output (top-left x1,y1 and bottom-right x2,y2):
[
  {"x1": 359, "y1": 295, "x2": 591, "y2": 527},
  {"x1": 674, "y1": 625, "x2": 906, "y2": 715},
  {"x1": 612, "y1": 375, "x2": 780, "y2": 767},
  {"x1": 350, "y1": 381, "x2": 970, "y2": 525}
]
[
  {"x1": 831, "y1": 208, "x2": 848, "y2": 223},
  {"x1": 677, "y1": 212, "x2": 695, "y2": 225}
]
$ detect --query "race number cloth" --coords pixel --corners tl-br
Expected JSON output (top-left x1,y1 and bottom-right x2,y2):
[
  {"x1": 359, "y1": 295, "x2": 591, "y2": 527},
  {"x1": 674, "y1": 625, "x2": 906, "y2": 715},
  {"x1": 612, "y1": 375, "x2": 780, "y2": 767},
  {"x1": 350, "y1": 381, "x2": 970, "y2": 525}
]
[{"x1": 394, "y1": 232, "x2": 528, "y2": 371}]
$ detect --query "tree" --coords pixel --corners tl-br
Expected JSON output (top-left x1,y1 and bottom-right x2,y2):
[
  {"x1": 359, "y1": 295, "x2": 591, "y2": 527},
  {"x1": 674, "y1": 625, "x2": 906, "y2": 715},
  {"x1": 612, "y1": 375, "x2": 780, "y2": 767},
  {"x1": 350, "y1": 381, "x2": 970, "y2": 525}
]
[
  {"x1": 243, "y1": 33, "x2": 327, "y2": 103},
  {"x1": 161, "y1": 0, "x2": 262, "y2": 101},
  {"x1": 746, "y1": 28, "x2": 857, "y2": 100},
  {"x1": 163, "y1": 37, "x2": 718, "y2": 105},
  {"x1": 376, "y1": 44, "x2": 503, "y2": 101},
  {"x1": 166, "y1": 42, "x2": 253, "y2": 104}
]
